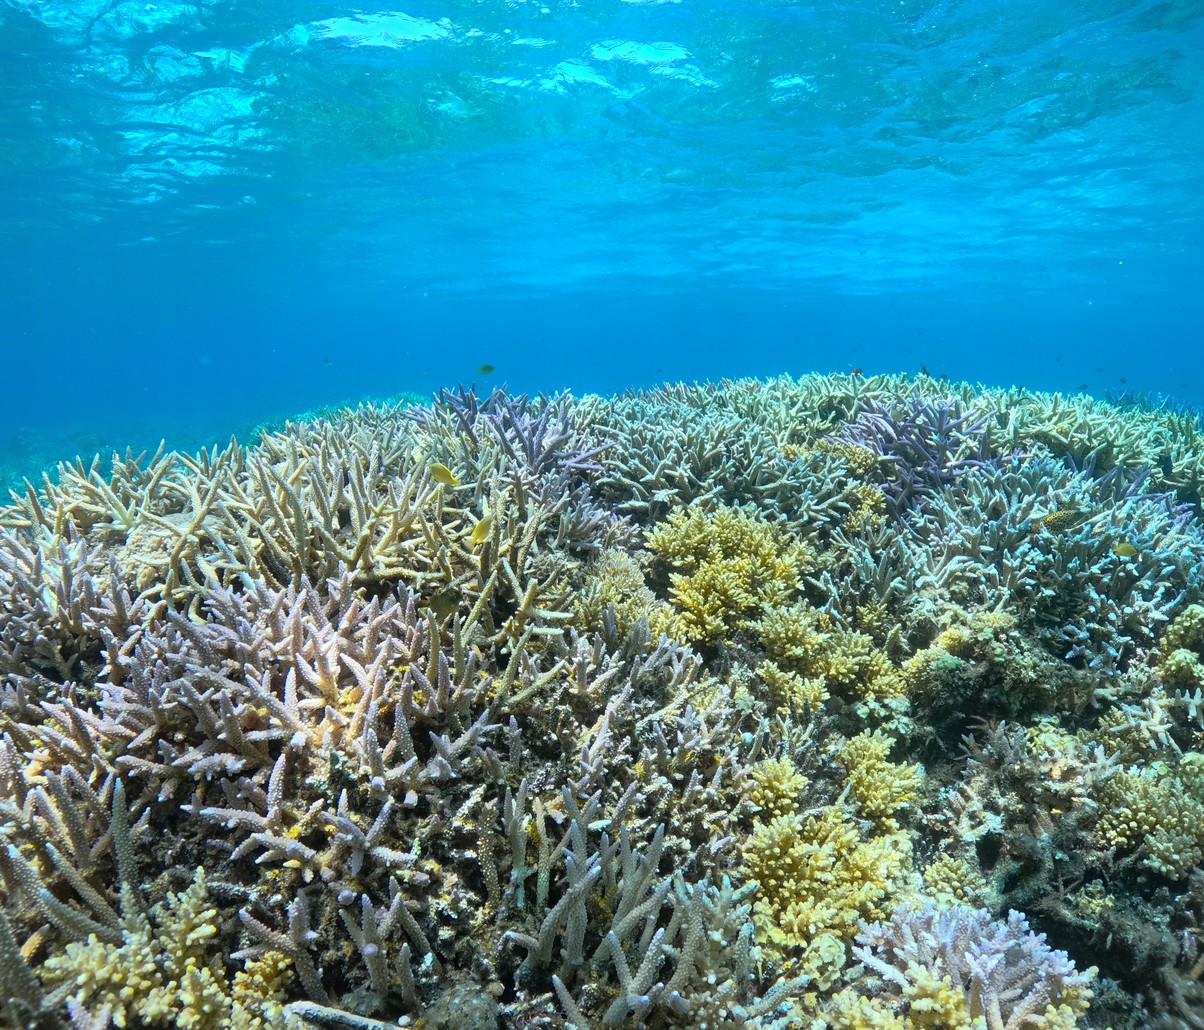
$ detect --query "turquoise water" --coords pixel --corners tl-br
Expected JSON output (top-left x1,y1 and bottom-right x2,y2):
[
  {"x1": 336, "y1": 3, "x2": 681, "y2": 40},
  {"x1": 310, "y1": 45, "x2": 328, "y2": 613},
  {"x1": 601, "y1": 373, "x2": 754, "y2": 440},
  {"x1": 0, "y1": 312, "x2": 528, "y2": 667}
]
[{"x1": 2, "y1": 0, "x2": 1202, "y2": 476}]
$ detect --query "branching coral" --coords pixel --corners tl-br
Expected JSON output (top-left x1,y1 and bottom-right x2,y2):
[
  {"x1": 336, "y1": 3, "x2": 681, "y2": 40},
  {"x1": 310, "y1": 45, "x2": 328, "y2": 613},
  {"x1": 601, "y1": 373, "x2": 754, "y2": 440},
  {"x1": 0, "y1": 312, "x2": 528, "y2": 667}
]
[
  {"x1": 754, "y1": 602, "x2": 908, "y2": 726},
  {"x1": 741, "y1": 756, "x2": 809, "y2": 821},
  {"x1": 1159, "y1": 602, "x2": 1204, "y2": 689},
  {"x1": 41, "y1": 868, "x2": 297, "y2": 1030},
  {"x1": 920, "y1": 852, "x2": 988, "y2": 910},
  {"x1": 3, "y1": 375, "x2": 1204, "y2": 1029},
  {"x1": 573, "y1": 547, "x2": 663, "y2": 638},
  {"x1": 835, "y1": 396, "x2": 1004, "y2": 518},
  {"x1": 645, "y1": 503, "x2": 815, "y2": 645},
  {"x1": 740, "y1": 805, "x2": 912, "y2": 957},
  {"x1": 837, "y1": 730, "x2": 923, "y2": 829},
  {"x1": 1094, "y1": 762, "x2": 1204, "y2": 878},
  {"x1": 851, "y1": 904, "x2": 1096, "y2": 1030}
]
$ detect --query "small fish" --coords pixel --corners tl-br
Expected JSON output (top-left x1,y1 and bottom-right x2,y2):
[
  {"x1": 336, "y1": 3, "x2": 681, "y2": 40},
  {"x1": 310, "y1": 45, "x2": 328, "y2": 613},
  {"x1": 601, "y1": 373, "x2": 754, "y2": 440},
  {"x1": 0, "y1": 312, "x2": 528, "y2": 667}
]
[
  {"x1": 426, "y1": 587, "x2": 459, "y2": 621},
  {"x1": 477, "y1": 363, "x2": 496, "y2": 375},
  {"x1": 429, "y1": 462, "x2": 458, "y2": 487},
  {"x1": 1112, "y1": 541, "x2": 1139, "y2": 558},
  {"x1": 470, "y1": 514, "x2": 493, "y2": 545},
  {"x1": 1034, "y1": 508, "x2": 1089, "y2": 533}
]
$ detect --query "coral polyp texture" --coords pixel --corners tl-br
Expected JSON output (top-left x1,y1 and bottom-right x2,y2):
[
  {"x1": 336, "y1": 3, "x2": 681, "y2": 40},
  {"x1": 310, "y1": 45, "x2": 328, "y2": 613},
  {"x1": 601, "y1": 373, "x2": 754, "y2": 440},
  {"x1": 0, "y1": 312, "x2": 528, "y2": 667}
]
[{"x1": 2, "y1": 373, "x2": 1204, "y2": 1029}]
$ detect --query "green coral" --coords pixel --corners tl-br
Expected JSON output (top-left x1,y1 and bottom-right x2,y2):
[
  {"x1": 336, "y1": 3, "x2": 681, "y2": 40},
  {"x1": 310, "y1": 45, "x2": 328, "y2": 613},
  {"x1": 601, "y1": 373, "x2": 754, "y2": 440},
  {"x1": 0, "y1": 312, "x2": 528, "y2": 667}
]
[
  {"x1": 1094, "y1": 763, "x2": 1204, "y2": 878},
  {"x1": 1164, "y1": 603, "x2": 1204, "y2": 653},
  {"x1": 1162, "y1": 647, "x2": 1204, "y2": 688}
]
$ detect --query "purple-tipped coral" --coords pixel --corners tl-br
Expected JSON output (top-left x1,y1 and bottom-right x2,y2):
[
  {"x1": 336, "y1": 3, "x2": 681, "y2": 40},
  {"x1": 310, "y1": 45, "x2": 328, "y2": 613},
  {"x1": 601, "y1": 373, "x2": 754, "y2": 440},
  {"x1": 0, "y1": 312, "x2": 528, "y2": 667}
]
[
  {"x1": 835, "y1": 395, "x2": 1003, "y2": 517},
  {"x1": 852, "y1": 904, "x2": 1096, "y2": 1030}
]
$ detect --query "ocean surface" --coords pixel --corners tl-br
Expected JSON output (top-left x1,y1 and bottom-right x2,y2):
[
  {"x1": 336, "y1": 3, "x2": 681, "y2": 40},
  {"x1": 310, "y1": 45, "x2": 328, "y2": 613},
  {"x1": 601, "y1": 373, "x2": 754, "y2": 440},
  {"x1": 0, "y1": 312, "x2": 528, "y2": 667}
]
[{"x1": 2, "y1": 0, "x2": 1203, "y2": 470}]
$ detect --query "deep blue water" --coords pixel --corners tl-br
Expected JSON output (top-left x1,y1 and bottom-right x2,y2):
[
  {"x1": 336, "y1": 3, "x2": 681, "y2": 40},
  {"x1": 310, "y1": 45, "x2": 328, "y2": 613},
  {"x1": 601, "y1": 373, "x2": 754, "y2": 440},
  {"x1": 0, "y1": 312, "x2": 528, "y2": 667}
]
[{"x1": 2, "y1": 0, "x2": 1203, "y2": 480}]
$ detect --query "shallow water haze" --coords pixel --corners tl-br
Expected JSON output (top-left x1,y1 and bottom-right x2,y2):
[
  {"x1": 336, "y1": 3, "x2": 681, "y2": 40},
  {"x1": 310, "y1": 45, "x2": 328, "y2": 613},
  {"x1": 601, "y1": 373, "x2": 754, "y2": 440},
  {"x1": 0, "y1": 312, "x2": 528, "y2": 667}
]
[{"x1": 2, "y1": 0, "x2": 1202, "y2": 472}]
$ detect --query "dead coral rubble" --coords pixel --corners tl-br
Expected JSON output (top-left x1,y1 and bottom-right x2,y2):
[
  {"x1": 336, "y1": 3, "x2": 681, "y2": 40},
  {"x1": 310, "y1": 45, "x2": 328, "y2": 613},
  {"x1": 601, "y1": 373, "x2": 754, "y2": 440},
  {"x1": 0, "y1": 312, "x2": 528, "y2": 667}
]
[{"x1": 2, "y1": 375, "x2": 1203, "y2": 1030}]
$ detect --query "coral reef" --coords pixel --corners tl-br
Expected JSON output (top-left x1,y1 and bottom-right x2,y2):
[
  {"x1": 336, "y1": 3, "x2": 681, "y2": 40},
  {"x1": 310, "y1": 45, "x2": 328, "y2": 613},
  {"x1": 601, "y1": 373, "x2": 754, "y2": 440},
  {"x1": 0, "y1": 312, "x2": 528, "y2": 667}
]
[
  {"x1": 844, "y1": 904, "x2": 1097, "y2": 1030},
  {"x1": 2, "y1": 374, "x2": 1203, "y2": 1029}
]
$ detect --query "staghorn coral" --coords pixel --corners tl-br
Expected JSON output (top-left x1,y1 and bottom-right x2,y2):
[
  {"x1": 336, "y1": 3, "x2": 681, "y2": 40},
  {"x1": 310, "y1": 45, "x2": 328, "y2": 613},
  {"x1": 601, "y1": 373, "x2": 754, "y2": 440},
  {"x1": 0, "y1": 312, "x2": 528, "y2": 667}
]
[
  {"x1": 835, "y1": 395, "x2": 1004, "y2": 518},
  {"x1": 4, "y1": 375, "x2": 1204, "y2": 1029},
  {"x1": 775, "y1": 439, "x2": 888, "y2": 537},
  {"x1": 849, "y1": 904, "x2": 1096, "y2": 1030}
]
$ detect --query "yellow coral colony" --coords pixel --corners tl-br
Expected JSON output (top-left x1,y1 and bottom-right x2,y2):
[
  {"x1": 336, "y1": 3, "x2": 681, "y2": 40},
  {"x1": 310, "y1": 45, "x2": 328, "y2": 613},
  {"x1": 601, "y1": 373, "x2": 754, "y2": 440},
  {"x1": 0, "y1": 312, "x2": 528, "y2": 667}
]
[
  {"x1": 645, "y1": 502, "x2": 814, "y2": 645},
  {"x1": 740, "y1": 805, "x2": 911, "y2": 967},
  {"x1": 41, "y1": 869, "x2": 295, "y2": 1030}
]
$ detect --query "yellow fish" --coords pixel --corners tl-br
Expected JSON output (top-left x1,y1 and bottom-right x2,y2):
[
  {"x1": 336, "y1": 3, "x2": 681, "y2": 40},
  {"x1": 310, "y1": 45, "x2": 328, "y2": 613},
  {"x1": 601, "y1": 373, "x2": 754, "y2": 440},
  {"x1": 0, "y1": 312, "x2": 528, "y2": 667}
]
[
  {"x1": 1112, "y1": 541, "x2": 1139, "y2": 558},
  {"x1": 477, "y1": 363, "x2": 496, "y2": 375},
  {"x1": 430, "y1": 462, "x2": 458, "y2": 488},
  {"x1": 470, "y1": 514, "x2": 493, "y2": 546}
]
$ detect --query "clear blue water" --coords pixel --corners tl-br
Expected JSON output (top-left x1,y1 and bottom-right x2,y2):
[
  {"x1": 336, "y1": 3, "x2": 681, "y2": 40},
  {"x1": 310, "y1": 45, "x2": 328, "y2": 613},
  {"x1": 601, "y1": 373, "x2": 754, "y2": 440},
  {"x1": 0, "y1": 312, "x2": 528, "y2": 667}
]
[{"x1": 2, "y1": 0, "x2": 1203, "y2": 479}]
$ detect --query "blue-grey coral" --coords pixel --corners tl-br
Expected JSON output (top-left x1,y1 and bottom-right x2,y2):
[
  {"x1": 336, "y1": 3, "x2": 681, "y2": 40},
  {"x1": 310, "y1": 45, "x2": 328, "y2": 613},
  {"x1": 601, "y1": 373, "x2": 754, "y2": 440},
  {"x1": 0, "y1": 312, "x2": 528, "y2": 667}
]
[{"x1": 851, "y1": 903, "x2": 1096, "y2": 1030}]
